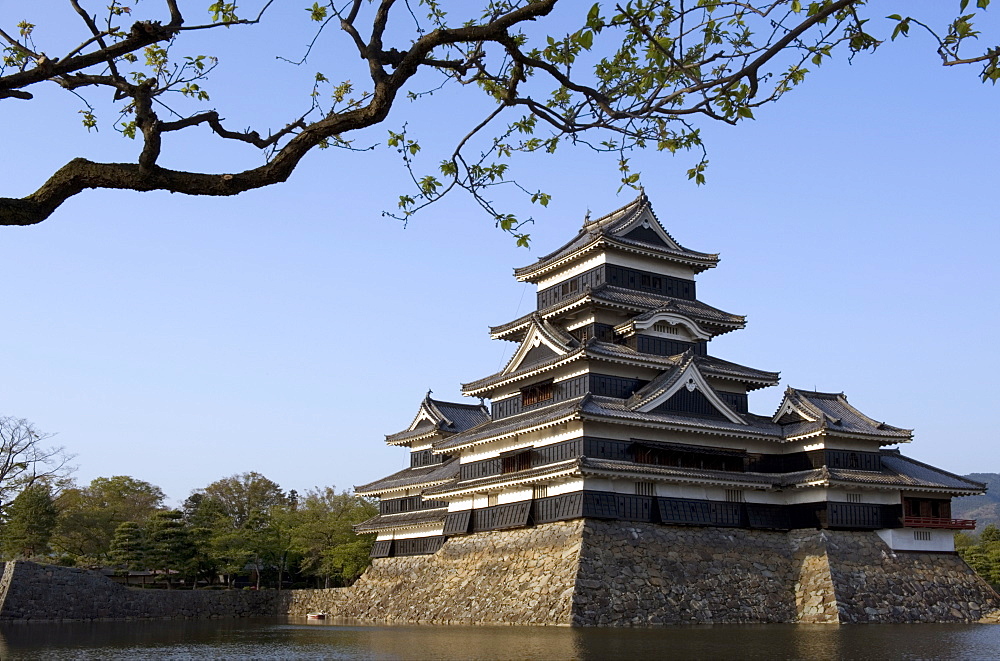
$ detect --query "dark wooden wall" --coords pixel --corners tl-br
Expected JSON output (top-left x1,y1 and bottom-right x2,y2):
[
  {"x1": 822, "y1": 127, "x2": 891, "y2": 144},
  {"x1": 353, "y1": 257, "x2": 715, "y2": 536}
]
[{"x1": 536, "y1": 264, "x2": 697, "y2": 309}]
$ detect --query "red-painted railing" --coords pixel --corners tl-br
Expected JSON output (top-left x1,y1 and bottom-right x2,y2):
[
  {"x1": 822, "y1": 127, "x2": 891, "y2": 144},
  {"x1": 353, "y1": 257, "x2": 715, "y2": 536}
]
[{"x1": 902, "y1": 516, "x2": 976, "y2": 530}]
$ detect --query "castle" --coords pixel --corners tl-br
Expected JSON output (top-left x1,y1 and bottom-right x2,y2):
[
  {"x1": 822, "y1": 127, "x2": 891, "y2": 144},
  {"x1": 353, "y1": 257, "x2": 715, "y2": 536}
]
[{"x1": 347, "y1": 195, "x2": 997, "y2": 625}]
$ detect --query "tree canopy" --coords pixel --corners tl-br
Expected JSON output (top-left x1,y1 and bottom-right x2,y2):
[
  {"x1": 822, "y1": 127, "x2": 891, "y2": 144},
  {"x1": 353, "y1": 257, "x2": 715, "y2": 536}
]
[
  {"x1": 0, "y1": 417, "x2": 73, "y2": 517},
  {"x1": 0, "y1": 1, "x2": 996, "y2": 237}
]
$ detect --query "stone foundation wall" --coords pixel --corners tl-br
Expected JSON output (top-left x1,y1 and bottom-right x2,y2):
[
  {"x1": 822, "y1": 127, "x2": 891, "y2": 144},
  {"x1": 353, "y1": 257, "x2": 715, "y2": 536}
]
[
  {"x1": 298, "y1": 520, "x2": 584, "y2": 625},
  {"x1": 572, "y1": 522, "x2": 800, "y2": 625},
  {"x1": 821, "y1": 531, "x2": 999, "y2": 623},
  {"x1": 0, "y1": 561, "x2": 281, "y2": 622},
  {"x1": 2, "y1": 522, "x2": 998, "y2": 626}
]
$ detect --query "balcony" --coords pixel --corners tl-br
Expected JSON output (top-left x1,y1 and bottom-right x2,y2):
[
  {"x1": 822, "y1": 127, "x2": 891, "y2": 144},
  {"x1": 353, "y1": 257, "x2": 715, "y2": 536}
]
[{"x1": 902, "y1": 516, "x2": 976, "y2": 530}]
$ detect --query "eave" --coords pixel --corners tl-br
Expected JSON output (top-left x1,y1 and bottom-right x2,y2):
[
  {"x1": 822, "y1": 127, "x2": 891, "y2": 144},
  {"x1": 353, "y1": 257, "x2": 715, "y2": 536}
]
[
  {"x1": 513, "y1": 236, "x2": 719, "y2": 284},
  {"x1": 354, "y1": 477, "x2": 455, "y2": 498},
  {"x1": 424, "y1": 460, "x2": 581, "y2": 498}
]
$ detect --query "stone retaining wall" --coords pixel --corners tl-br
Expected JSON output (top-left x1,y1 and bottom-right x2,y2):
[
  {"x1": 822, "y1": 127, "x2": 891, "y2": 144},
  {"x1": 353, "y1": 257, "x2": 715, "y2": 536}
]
[
  {"x1": 0, "y1": 561, "x2": 281, "y2": 622},
  {"x1": 573, "y1": 522, "x2": 800, "y2": 625},
  {"x1": 822, "y1": 531, "x2": 999, "y2": 623},
  {"x1": 291, "y1": 520, "x2": 584, "y2": 625},
  {"x1": 2, "y1": 522, "x2": 998, "y2": 626}
]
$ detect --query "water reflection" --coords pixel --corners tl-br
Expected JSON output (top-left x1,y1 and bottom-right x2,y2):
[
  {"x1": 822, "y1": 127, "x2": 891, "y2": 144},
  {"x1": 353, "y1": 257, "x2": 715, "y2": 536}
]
[{"x1": 1, "y1": 617, "x2": 998, "y2": 660}]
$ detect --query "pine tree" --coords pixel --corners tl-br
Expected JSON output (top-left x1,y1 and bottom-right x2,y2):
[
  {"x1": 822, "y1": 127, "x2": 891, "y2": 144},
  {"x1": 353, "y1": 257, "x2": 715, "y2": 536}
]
[
  {"x1": 1, "y1": 483, "x2": 58, "y2": 559},
  {"x1": 109, "y1": 521, "x2": 147, "y2": 574},
  {"x1": 144, "y1": 510, "x2": 197, "y2": 589}
]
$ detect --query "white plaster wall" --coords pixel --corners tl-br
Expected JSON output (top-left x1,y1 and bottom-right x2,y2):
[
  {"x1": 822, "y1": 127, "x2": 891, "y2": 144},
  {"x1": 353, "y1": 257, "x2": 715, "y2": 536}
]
[
  {"x1": 490, "y1": 364, "x2": 590, "y2": 401},
  {"x1": 580, "y1": 421, "x2": 777, "y2": 454},
  {"x1": 604, "y1": 251, "x2": 697, "y2": 280},
  {"x1": 705, "y1": 378, "x2": 748, "y2": 395},
  {"x1": 411, "y1": 440, "x2": 433, "y2": 452},
  {"x1": 391, "y1": 524, "x2": 446, "y2": 540},
  {"x1": 835, "y1": 489, "x2": 900, "y2": 505},
  {"x1": 876, "y1": 528, "x2": 955, "y2": 553},
  {"x1": 778, "y1": 488, "x2": 827, "y2": 505},
  {"x1": 461, "y1": 424, "x2": 583, "y2": 463},
  {"x1": 535, "y1": 253, "x2": 607, "y2": 289},
  {"x1": 449, "y1": 496, "x2": 475, "y2": 512},
  {"x1": 548, "y1": 479, "x2": 584, "y2": 496},
  {"x1": 498, "y1": 487, "x2": 533, "y2": 504},
  {"x1": 821, "y1": 436, "x2": 890, "y2": 452}
]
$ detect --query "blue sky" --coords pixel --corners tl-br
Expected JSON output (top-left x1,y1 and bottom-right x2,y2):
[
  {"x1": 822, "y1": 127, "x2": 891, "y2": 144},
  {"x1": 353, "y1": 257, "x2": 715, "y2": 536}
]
[{"x1": 1, "y1": 3, "x2": 997, "y2": 504}]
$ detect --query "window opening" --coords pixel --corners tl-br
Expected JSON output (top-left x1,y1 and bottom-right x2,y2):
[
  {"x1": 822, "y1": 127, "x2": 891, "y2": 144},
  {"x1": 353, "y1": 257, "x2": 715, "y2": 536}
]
[
  {"x1": 635, "y1": 482, "x2": 656, "y2": 497},
  {"x1": 522, "y1": 380, "x2": 555, "y2": 407},
  {"x1": 533, "y1": 484, "x2": 549, "y2": 499},
  {"x1": 725, "y1": 489, "x2": 745, "y2": 503},
  {"x1": 846, "y1": 493, "x2": 862, "y2": 504},
  {"x1": 501, "y1": 451, "x2": 532, "y2": 474},
  {"x1": 652, "y1": 322, "x2": 679, "y2": 335}
]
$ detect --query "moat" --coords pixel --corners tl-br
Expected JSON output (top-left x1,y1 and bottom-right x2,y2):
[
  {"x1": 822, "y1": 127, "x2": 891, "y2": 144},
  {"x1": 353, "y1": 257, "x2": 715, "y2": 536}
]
[{"x1": 2, "y1": 618, "x2": 999, "y2": 660}]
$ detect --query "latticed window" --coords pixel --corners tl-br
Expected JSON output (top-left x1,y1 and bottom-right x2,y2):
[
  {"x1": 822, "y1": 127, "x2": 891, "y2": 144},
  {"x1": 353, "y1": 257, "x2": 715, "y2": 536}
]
[
  {"x1": 560, "y1": 279, "x2": 580, "y2": 296},
  {"x1": 501, "y1": 450, "x2": 532, "y2": 474},
  {"x1": 634, "y1": 481, "x2": 655, "y2": 497},
  {"x1": 725, "y1": 489, "x2": 745, "y2": 503},
  {"x1": 522, "y1": 380, "x2": 554, "y2": 406},
  {"x1": 846, "y1": 493, "x2": 863, "y2": 504},
  {"x1": 533, "y1": 484, "x2": 549, "y2": 499},
  {"x1": 652, "y1": 322, "x2": 679, "y2": 335},
  {"x1": 488, "y1": 494, "x2": 499, "y2": 507}
]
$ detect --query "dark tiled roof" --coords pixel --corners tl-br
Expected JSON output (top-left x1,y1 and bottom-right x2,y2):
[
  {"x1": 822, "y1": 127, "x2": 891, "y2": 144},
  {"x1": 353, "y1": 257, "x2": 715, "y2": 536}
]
[
  {"x1": 780, "y1": 453, "x2": 985, "y2": 493},
  {"x1": 432, "y1": 400, "x2": 491, "y2": 433},
  {"x1": 874, "y1": 452, "x2": 985, "y2": 491},
  {"x1": 580, "y1": 457, "x2": 775, "y2": 486},
  {"x1": 423, "y1": 459, "x2": 580, "y2": 496},
  {"x1": 582, "y1": 395, "x2": 783, "y2": 438},
  {"x1": 462, "y1": 346, "x2": 586, "y2": 394},
  {"x1": 354, "y1": 508, "x2": 448, "y2": 533},
  {"x1": 513, "y1": 193, "x2": 719, "y2": 280},
  {"x1": 384, "y1": 421, "x2": 438, "y2": 444},
  {"x1": 433, "y1": 397, "x2": 587, "y2": 451},
  {"x1": 624, "y1": 352, "x2": 697, "y2": 410},
  {"x1": 775, "y1": 389, "x2": 912, "y2": 441},
  {"x1": 695, "y1": 355, "x2": 780, "y2": 387},
  {"x1": 354, "y1": 459, "x2": 460, "y2": 495},
  {"x1": 490, "y1": 285, "x2": 744, "y2": 341},
  {"x1": 385, "y1": 394, "x2": 490, "y2": 444}
]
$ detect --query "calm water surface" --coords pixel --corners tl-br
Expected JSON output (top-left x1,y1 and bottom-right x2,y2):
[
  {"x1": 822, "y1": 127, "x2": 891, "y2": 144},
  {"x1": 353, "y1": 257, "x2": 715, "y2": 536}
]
[{"x1": 2, "y1": 617, "x2": 999, "y2": 660}]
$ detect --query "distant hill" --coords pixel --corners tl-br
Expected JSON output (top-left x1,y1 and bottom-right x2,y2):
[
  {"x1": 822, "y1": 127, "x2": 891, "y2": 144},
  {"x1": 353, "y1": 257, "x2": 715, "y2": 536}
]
[{"x1": 952, "y1": 473, "x2": 1000, "y2": 532}]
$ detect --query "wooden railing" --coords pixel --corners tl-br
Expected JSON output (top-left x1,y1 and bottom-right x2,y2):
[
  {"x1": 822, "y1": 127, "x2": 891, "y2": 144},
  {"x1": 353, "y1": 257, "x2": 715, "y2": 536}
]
[{"x1": 902, "y1": 516, "x2": 976, "y2": 530}]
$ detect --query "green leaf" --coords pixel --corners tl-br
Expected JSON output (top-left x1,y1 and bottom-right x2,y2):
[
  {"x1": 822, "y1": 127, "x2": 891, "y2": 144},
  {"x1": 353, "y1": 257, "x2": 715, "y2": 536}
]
[{"x1": 307, "y1": 3, "x2": 327, "y2": 22}]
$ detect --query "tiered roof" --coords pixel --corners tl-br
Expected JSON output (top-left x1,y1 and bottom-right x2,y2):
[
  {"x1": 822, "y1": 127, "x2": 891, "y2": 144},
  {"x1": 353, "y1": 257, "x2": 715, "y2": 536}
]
[
  {"x1": 358, "y1": 193, "x2": 981, "y2": 544},
  {"x1": 513, "y1": 192, "x2": 720, "y2": 281},
  {"x1": 384, "y1": 392, "x2": 489, "y2": 446},
  {"x1": 355, "y1": 459, "x2": 460, "y2": 496},
  {"x1": 421, "y1": 450, "x2": 985, "y2": 501},
  {"x1": 490, "y1": 285, "x2": 746, "y2": 341},
  {"x1": 773, "y1": 389, "x2": 912, "y2": 443}
]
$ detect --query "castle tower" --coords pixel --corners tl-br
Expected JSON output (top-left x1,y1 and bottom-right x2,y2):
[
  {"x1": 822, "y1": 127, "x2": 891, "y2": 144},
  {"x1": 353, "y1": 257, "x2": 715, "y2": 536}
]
[
  {"x1": 345, "y1": 195, "x2": 996, "y2": 626},
  {"x1": 358, "y1": 193, "x2": 983, "y2": 551}
]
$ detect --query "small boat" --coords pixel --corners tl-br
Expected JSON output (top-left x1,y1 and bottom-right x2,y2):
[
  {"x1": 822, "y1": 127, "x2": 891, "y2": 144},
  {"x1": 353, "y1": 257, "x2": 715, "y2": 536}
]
[{"x1": 306, "y1": 612, "x2": 327, "y2": 620}]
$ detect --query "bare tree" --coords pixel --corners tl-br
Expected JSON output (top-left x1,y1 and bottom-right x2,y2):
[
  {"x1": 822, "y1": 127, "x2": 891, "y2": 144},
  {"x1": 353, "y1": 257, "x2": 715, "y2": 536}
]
[
  {"x1": 0, "y1": 417, "x2": 74, "y2": 515},
  {"x1": 0, "y1": 2, "x2": 996, "y2": 235}
]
